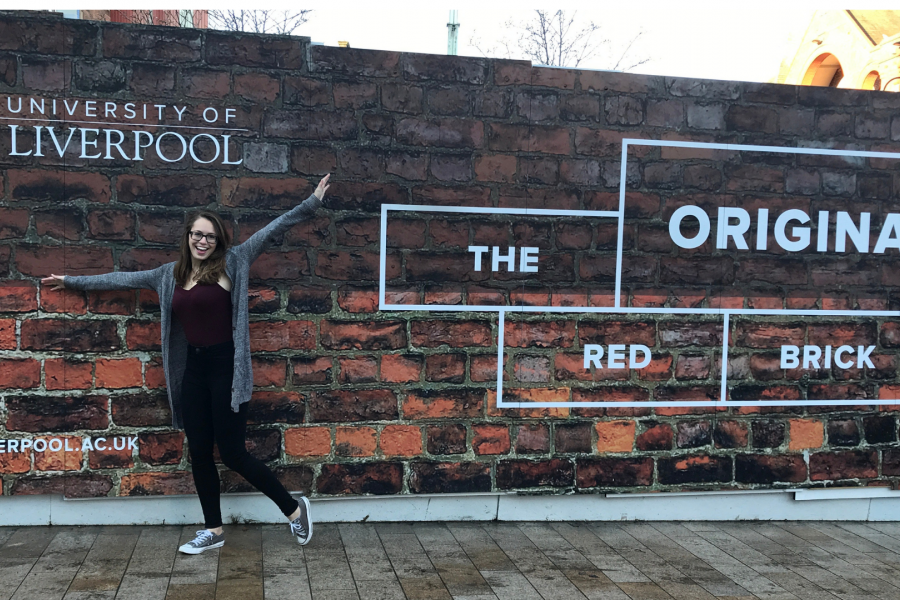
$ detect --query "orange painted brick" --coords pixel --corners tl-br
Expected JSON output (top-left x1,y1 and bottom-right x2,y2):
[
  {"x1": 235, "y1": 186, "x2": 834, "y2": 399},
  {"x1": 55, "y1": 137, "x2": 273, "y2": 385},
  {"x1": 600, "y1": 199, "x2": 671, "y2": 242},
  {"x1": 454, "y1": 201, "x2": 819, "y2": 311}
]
[
  {"x1": 284, "y1": 427, "x2": 331, "y2": 457},
  {"x1": 34, "y1": 436, "x2": 83, "y2": 471},
  {"x1": 44, "y1": 358, "x2": 92, "y2": 390},
  {"x1": 380, "y1": 425, "x2": 422, "y2": 456},
  {"x1": 95, "y1": 358, "x2": 142, "y2": 389},
  {"x1": 337, "y1": 287, "x2": 378, "y2": 313},
  {"x1": 381, "y1": 354, "x2": 422, "y2": 383},
  {"x1": 336, "y1": 426, "x2": 377, "y2": 457},
  {"x1": 472, "y1": 424, "x2": 510, "y2": 455},
  {"x1": 0, "y1": 358, "x2": 40, "y2": 389},
  {"x1": 596, "y1": 421, "x2": 636, "y2": 453},
  {"x1": 487, "y1": 388, "x2": 569, "y2": 418},
  {"x1": 0, "y1": 444, "x2": 31, "y2": 473},
  {"x1": 789, "y1": 419, "x2": 824, "y2": 450}
]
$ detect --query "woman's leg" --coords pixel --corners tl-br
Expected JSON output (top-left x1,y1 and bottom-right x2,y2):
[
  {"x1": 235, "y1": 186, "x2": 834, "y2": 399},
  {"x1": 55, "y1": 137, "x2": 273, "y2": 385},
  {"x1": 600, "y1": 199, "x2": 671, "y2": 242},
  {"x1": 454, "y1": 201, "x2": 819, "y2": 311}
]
[
  {"x1": 206, "y1": 348, "x2": 300, "y2": 519},
  {"x1": 181, "y1": 353, "x2": 224, "y2": 530}
]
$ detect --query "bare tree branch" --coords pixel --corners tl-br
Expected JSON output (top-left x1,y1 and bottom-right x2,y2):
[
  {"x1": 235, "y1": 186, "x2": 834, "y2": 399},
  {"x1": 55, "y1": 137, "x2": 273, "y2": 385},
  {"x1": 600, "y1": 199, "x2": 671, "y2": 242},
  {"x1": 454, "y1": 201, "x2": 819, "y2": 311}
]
[
  {"x1": 208, "y1": 9, "x2": 312, "y2": 35},
  {"x1": 469, "y1": 9, "x2": 650, "y2": 71}
]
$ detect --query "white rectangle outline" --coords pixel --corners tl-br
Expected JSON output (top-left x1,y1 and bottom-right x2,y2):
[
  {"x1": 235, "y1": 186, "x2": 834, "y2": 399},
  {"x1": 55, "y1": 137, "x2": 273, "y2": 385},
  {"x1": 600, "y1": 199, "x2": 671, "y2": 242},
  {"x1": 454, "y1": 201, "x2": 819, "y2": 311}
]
[{"x1": 379, "y1": 139, "x2": 900, "y2": 408}]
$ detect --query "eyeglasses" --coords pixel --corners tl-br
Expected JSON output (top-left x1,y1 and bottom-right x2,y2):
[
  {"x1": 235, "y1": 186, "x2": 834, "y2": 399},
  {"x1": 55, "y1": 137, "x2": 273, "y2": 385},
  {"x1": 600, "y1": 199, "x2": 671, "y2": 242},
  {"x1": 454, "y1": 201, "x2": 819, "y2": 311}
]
[{"x1": 189, "y1": 230, "x2": 218, "y2": 244}]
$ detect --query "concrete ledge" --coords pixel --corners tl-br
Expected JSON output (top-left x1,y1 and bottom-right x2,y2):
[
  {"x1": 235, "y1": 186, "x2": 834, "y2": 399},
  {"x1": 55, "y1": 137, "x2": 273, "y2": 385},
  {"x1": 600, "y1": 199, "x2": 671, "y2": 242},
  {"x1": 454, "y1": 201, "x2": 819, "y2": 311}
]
[{"x1": 3, "y1": 488, "x2": 900, "y2": 525}]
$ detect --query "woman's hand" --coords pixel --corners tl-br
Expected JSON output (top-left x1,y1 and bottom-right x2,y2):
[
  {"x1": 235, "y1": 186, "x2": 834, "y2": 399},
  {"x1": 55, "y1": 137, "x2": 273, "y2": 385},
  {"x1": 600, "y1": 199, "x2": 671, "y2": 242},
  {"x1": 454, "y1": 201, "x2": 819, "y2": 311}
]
[
  {"x1": 314, "y1": 174, "x2": 331, "y2": 202},
  {"x1": 41, "y1": 274, "x2": 66, "y2": 290}
]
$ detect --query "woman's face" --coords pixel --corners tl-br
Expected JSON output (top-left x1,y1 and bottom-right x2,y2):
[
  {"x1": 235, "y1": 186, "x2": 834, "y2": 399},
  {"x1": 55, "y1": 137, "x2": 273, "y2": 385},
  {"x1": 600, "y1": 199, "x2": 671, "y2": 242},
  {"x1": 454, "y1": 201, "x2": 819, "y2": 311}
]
[{"x1": 189, "y1": 217, "x2": 218, "y2": 263}]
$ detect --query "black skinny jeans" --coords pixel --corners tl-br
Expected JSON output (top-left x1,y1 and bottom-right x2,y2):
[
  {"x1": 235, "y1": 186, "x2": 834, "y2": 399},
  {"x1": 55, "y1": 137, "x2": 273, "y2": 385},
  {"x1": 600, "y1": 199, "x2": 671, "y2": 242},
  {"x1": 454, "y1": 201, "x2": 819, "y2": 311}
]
[{"x1": 181, "y1": 340, "x2": 299, "y2": 529}]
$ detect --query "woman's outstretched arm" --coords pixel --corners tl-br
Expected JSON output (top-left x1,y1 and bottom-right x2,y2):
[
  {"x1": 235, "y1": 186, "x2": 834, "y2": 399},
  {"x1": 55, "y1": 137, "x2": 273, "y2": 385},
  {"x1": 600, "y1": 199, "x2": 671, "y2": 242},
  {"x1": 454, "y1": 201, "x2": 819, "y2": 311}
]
[
  {"x1": 43, "y1": 264, "x2": 167, "y2": 292},
  {"x1": 235, "y1": 174, "x2": 330, "y2": 264}
]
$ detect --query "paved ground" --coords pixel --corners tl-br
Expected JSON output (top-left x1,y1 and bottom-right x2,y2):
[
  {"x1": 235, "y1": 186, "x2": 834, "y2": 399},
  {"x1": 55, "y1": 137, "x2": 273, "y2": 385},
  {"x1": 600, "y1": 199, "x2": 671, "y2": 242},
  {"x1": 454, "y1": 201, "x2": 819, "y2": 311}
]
[{"x1": 3, "y1": 522, "x2": 900, "y2": 600}]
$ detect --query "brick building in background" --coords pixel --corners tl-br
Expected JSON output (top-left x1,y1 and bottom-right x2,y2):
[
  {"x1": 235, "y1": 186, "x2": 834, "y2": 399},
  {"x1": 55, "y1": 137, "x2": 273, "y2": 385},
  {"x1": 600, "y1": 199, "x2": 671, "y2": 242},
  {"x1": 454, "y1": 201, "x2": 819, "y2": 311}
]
[
  {"x1": 0, "y1": 11, "x2": 899, "y2": 519},
  {"x1": 776, "y1": 10, "x2": 900, "y2": 91}
]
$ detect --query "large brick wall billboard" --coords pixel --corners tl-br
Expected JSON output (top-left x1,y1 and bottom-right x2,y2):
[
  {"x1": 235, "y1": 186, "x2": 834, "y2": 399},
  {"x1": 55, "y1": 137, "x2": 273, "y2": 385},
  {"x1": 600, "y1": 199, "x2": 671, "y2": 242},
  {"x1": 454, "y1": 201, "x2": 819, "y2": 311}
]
[{"x1": 1, "y1": 12, "x2": 899, "y2": 501}]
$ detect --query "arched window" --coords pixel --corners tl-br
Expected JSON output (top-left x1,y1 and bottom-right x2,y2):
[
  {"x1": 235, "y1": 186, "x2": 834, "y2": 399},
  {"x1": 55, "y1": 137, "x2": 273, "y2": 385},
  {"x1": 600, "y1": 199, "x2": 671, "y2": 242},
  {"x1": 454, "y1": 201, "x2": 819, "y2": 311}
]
[
  {"x1": 862, "y1": 71, "x2": 881, "y2": 91},
  {"x1": 802, "y1": 53, "x2": 844, "y2": 87}
]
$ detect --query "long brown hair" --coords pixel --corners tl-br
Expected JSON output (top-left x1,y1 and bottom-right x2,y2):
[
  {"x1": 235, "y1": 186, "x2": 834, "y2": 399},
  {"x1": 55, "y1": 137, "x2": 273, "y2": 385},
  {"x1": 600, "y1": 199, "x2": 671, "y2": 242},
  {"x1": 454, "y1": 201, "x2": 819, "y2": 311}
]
[{"x1": 174, "y1": 211, "x2": 231, "y2": 287}]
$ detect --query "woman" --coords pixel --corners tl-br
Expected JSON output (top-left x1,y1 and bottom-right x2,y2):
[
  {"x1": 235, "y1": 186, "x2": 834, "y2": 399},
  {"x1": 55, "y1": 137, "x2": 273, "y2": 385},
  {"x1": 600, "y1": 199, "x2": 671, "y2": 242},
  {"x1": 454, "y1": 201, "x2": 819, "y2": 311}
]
[{"x1": 42, "y1": 174, "x2": 331, "y2": 554}]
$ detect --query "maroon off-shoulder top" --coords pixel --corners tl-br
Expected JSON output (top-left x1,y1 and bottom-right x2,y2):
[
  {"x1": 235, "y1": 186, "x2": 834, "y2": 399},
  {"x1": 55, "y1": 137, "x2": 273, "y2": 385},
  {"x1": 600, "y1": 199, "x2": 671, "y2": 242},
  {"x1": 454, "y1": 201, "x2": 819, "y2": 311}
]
[{"x1": 172, "y1": 283, "x2": 233, "y2": 347}]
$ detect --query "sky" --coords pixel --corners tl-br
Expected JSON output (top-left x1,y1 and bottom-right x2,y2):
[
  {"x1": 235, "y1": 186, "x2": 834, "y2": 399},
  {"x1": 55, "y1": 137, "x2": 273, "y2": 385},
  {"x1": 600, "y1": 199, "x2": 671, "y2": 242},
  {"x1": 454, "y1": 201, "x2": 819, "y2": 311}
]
[{"x1": 291, "y1": 7, "x2": 819, "y2": 84}]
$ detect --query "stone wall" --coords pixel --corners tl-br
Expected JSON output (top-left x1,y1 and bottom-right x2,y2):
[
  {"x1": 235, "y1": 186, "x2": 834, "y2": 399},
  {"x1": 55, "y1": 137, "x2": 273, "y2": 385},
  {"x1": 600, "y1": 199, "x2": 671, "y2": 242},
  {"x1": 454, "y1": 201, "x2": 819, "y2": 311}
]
[{"x1": 1, "y1": 12, "x2": 899, "y2": 500}]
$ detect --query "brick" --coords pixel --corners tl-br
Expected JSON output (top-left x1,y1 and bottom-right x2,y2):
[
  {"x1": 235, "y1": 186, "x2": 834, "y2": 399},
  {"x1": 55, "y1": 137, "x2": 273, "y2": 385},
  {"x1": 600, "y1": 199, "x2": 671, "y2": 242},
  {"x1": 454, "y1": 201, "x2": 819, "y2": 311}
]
[
  {"x1": 514, "y1": 424, "x2": 549, "y2": 454},
  {"x1": 472, "y1": 424, "x2": 509, "y2": 455},
  {"x1": 251, "y1": 357, "x2": 286, "y2": 387},
  {"x1": 734, "y1": 323, "x2": 805, "y2": 348},
  {"x1": 285, "y1": 427, "x2": 331, "y2": 457},
  {"x1": 336, "y1": 426, "x2": 377, "y2": 457},
  {"x1": 497, "y1": 459, "x2": 573, "y2": 489},
  {"x1": 427, "y1": 424, "x2": 467, "y2": 455},
  {"x1": 714, "y1": 420, "x2": 748, "y2": 449},
  {"x1": 636, "y1": 423, "x2": 673, "y2": 451},
  {"x1": 336, "y1": 288, "x2": 378, "y2": 313},
  {"x1": 94, "y1": 358, "x2": 142, "y2": 389},
  {"x1": 751, "y1": 420, "x2": 785, "y2": 448},
  {"x1": 827, "y1": 419, "x2": 860, "y2": 447},
  {"x1": 736, "y1": 455, "x2": 806, "y2": 484},
  {"x1": 138, "y1": 432, "x2": 183, "y2": 465},
  {"x1": 291, "y1": 357, "x2": 333, "y2": 384},
  {"x1": 396, "y1": 117, "x2": 483, "y2": 148},
  {"x1": 382, "y1": 82, "x2": 423, "y2": 113},
  {"x1": 578, "y1": 321, "x2": 655, "y2": 346},
  {"x1": 206, "y1": 31, "x2": 303, "y2": 68},
  {"x1": 0, "y1": 319, "x2": 14, "y2": 350},
  {"x1": 409, "y1": 461, "x2": 490, "y2": 494},
  {"x1": 248, "y1": 391, "x2": 305, "y2": 424},
  {"x1": 125, "y1": 320, "x2": 161, "y2": 351},
  {"x1": 411, "y1": 320, "x2": 491, "y2": 348},
  {"x1": 488, "y1": 123, "x2": 569, "y2": 154},
  {"x1": 0, "y1": 208, "x2": 29, "y2": 239},
  {"x1": 0, "y1": 281, "x2": 37, "y2": 312},
  {"x1": 118, "y1": 174, "x2": 215, "y2": 206},
  {"x1": 111, "y1": 392, "x2": 170, "y2": 427},
  {"x1": 0, "y1": 358, "x2": 40, "y2": 389},
  {"x1": 311, "y1": 45, "x2": 399, "y2": 76},
  {"x1": 428, "y1": 86, "x2": 469, "y2": 115},
  {"x1": 380, "y1": 425, "x2": 422, "y2": 457},
  {"x1": 318, "y1": 462, "x2": 403, "y2": 495},
  {"x1": 6, "y1": 394, "x2": 108, "y2": 432},
  {"x1": 577, "y1": 457, "x2": 653, "y2": 488},
  {"x1": 291, "y1": 146, "x2": 337, "y2": 176},
  {"x1": 595, "y1": 421, "x2": 635, "y2": 452},
  {"x1": 810, "y1": 450, "x2": 877, "y2": 481},
  {"x1": 43, "y1": 358, "x2": 91, "y2": 391},
  {"x1": 377, "y1": 354, "x2": 421, "y2": 383},
  {"x1": 21, "y1": 319, "x2": 117, "y2": 352},
  {"x1": 87, "y1": 290, "x2": 135, "y2": 315},
  {"x1": 11, "y1": 474, "x2": 112, "y2": 498},
  {"x1": 658, "y1": 455, "x2": 732, "y2": 485},
  {"x1": 31, "y1": 435, "x2": 82, "y2": 471},
  {"x1": 404, "y1": 389, "x2": 483, "y2": 420},
  {"x1": 338, "y1": 356, "x2": 378, "y2": 384},
  {"x1": 333, "y1": 81, "x2": 377, "y2": 108},
  {"x1": 21, "y1": 58, "x2": 70, "y2": 91},
  {"x1": 386, "y1": 152, "x2": 428, "y2": 181},
  {"x1": 309, "y1": 389, "x2": 398, "y2": 422},
  {"x1": 120, "y1": 471, "x2": 196, "y2": 496},
  {"x1": 316, "y1": 250, "x2": 391, "y2": 281},
  {"x1": 320, "y1": 320, "x2": 406, "y2": 350},
  {"x1": 234, "y1": 72, "x2": 280, "y2": 103},
  {"x1": 550, "y1": 423, "x2": 588, "y2": 453},
  {"x1": 788, "y1": 420, "x2": 823, "y2": 451},
  {"x1": 287, "y1": 287, "x2": 332, "y2": 314},
  {"x1": 863, "y1": 416, "x2": 896, "y2": 444},
  {"x1": 88, "y1": 437, "x2": 134, "y2": 469},
  {"x1": 425, "y1": 353, "x2": 465, "y2": 383},
  {"x1": 248, "y1": 320, "x2": 315, "y2": 352},
  {"x1": 0, "y1": 444, "x2": 31, "y2": 474}
]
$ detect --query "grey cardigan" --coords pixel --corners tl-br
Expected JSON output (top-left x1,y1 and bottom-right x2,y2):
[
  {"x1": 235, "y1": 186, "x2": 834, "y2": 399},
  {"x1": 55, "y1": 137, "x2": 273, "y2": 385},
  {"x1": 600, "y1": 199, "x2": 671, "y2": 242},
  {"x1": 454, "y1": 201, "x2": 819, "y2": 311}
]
[{"x1": 66, "y1": 193, "x2": 323, "y2": 429}]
